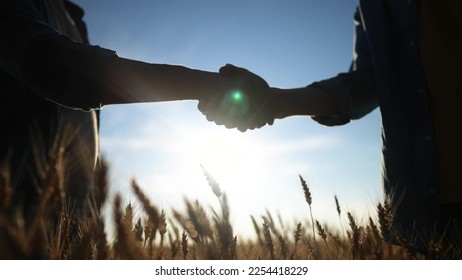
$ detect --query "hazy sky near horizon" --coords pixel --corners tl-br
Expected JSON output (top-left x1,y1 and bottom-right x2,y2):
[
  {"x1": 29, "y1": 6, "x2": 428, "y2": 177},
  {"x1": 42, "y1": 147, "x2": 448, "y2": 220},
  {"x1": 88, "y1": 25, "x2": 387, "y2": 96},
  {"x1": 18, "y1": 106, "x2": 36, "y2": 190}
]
[{"x1": 72, "y1": 0, "x2": 383, "y2": 237}]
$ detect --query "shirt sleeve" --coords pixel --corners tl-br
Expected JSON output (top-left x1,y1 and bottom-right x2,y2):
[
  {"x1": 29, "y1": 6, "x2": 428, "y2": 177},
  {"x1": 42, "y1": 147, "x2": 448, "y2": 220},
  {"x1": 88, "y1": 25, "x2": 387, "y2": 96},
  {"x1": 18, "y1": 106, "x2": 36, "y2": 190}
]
[
  {"x1": 0, "y1": 0, "x2": 118, "y2": 111},
  {"x1": 311, "y1": 6, "x2": 378, "y2": 126}
]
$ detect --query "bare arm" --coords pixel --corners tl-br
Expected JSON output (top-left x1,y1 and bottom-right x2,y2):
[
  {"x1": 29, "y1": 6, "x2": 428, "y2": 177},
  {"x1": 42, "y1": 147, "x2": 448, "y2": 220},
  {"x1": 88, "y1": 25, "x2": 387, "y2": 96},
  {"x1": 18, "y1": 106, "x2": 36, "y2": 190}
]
[
  {"x1": 100, "y1": 57, "x2": 233, "y2": 105},
  {"x1": 270, "y1": 86, "x2": 340, "y2": 120}
]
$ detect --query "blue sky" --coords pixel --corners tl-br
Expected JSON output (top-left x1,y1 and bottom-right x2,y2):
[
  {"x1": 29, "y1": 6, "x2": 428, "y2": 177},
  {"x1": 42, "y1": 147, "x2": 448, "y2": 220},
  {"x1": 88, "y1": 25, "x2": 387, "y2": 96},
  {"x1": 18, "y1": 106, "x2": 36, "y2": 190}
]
[{"x1": 73, "y1": 0, "x2": 383, "y2": 238}]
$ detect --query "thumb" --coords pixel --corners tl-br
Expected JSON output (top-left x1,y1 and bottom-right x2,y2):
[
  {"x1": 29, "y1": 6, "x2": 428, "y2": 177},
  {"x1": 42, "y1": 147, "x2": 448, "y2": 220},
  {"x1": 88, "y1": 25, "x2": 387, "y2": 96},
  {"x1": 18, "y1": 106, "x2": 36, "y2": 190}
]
[
  {"x1": 219, "y1": 64, "x2": 269, "y2": 88},
  {"x1": 219, "y1": 63, "x2": 240, "y2": 75}
]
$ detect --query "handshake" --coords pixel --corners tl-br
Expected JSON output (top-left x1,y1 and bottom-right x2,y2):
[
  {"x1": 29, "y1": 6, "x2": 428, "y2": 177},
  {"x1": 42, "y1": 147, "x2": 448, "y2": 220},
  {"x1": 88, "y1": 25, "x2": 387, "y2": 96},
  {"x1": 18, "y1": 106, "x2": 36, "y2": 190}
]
[{"x1": 197, "y1": 63, "x2": 276, "y2": 132}]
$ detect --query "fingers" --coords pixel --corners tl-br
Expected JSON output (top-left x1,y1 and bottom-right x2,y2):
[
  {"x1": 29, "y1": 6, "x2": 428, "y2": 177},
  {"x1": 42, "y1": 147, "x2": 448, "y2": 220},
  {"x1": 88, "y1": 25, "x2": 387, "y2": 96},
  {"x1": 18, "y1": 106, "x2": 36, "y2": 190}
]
[
  {"x1": 197, "y1": 99, "x2": 207, "y2": 114},
  {"x1": 208, "y1": 90, "x2": 250, "y2": 130},
  {"x1": 224, "y1": 107, "x2": 245, "y2": 131},
  {"x1": 205, "y1": 94, "x2": 225, "y2": 125},
  {"x1": 251, "y1": 97, "x2": 275, "y2": 128},
  {"x1": 201, "y1": 64, "x2": 274, "y2": 132}
]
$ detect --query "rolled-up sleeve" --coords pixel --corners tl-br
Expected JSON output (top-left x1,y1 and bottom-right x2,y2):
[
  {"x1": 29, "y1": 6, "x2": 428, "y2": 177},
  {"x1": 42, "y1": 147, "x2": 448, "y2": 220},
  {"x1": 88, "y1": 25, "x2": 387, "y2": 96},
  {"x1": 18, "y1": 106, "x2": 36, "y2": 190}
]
[
  {"x1": 311, "y1": 6, "x2": 378, "y2": 126},
  {"x1": 0, "y1": 0, "x2": 117, "y2": 111}
]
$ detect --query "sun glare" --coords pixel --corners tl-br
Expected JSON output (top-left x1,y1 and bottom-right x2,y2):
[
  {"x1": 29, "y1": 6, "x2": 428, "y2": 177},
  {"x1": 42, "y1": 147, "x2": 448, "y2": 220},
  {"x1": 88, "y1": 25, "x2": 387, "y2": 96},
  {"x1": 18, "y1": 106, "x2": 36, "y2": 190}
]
[
  {"x1": 199, "y1": 132, "x2": 249, "y2": 186},
  {"x1": 178, "y1": 126, "x2": 264, "y2": 201}
]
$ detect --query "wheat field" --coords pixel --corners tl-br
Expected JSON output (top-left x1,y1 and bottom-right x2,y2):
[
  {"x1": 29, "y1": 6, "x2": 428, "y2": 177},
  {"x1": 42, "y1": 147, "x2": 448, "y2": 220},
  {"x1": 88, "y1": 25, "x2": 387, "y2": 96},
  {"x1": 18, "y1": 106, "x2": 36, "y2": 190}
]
[{"x1": 0, "y1": 149, "x2": 459, "y2": 260}]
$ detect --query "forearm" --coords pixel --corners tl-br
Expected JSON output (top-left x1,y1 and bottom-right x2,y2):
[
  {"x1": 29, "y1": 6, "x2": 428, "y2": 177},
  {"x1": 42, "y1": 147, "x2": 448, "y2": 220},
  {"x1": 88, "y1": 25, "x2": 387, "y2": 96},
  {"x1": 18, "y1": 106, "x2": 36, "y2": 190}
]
[
  {"x1": 269, "y1": 6, "x2": 377, "y2": 126},
  {"x1": 21, "y1": 36, "x2": 227, "y2": 109},
  {"x1": 271, "y1": 86, "x2": 340, "y2": 119},
  {"x1": 101, "y1": 57, "x2": 224, "y2": 105}
]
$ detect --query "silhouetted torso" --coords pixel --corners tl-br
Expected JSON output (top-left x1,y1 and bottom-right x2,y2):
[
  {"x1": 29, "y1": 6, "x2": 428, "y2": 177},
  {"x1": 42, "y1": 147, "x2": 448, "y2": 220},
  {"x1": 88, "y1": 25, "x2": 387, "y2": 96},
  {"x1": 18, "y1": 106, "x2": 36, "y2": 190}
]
[{"x1": 0, "y1": 0, "x2": 98, "y2": 214}]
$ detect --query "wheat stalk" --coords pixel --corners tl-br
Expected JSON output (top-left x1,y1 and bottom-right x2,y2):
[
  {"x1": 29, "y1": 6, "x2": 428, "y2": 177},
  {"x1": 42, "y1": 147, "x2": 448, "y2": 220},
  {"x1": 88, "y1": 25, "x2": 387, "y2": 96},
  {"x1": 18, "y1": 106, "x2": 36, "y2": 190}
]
[
  {"x1": 316, "y1": 220, "x2": 329, "y2": 257},
  {"x1": 181, "y1": 230, "x2": 189, "y2": 259},
  {"x1": 262, "y1": 218, "x2": 275, "y2": 260},
  {"x1": 347, "y1": 212, "x2": 364, "y2": 259},
  {"x1": 299, "y1": 175, "x2": 315, "y2": 242},
  {"x1": 113, "y1": 195, "x2": 146, "y2": 259},
  {"x1": 293, "y1": 222, "x2": 303, "y2": 259},
  {"x1": 201, "y1": 165, "x2": 222, "y2": 198}
]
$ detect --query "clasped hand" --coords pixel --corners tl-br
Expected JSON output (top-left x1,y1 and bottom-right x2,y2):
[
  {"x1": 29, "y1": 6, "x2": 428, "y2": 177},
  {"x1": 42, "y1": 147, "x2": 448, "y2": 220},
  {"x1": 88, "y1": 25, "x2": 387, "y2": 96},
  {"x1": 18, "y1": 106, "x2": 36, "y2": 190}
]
[{"x1": 199, "y1": 64, "x2": 275, "y2": 132}]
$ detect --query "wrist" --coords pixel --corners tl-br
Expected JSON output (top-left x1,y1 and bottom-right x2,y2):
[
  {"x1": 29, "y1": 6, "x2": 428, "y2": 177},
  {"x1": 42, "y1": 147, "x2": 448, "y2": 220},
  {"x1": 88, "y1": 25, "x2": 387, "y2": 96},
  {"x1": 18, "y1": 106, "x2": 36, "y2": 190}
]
[
  {"x1": 269, "y1": 86, "x2": 339, "y2": 119},
  {"x1": 264, "y1": 88, "x2": 278, "y2": 125},
  {"x1": 270, "y1": 87, "x2": 294, "y2": 119}
]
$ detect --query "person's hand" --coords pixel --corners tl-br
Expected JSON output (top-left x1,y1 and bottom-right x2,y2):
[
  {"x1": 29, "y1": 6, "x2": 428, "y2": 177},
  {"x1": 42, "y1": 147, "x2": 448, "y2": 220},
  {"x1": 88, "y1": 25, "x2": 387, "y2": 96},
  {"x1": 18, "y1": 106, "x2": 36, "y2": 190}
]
[{"x1": 198, "y1": 64, "x2": 275, "y2": 132}]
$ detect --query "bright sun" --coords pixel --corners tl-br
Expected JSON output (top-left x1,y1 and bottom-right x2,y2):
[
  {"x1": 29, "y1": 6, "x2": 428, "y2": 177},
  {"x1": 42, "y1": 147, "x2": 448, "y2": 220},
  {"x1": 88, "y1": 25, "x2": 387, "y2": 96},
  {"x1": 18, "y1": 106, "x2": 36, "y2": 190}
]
[
  {"x1": 174, "y1": 123, "x2": 267, "y2": 212},
  {"x1": 198, "y1": 132, "x2": 250, "y2": 185}
]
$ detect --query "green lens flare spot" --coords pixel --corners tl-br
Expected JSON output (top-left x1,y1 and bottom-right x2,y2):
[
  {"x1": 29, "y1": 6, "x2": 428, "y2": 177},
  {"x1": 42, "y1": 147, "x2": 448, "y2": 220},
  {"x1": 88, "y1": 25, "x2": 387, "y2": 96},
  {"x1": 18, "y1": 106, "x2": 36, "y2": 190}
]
[
  {"x1": 231, "y1": 91, "x2": 243, "y2": 102},
  {"x1": 228, "y1": 90, "x2": 249, "y2": 116}
]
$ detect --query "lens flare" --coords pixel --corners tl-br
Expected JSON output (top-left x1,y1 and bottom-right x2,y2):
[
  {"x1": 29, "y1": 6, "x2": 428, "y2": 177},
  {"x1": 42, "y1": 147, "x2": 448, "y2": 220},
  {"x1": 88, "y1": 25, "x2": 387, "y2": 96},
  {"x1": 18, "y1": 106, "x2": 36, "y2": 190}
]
[
  {"x1": 228, "y1": 90, "x2": 249, "y2": 116},
  {"x1": 231, "y1": 91, "x2": 243, "y2": 102}
]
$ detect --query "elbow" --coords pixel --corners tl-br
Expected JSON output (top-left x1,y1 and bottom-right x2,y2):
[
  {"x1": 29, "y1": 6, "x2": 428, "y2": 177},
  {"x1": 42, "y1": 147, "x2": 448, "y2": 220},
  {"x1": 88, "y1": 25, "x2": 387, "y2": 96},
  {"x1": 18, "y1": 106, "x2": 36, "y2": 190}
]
[{"x1": 21, "y1": 35, "x2": 115, "y2": 110}]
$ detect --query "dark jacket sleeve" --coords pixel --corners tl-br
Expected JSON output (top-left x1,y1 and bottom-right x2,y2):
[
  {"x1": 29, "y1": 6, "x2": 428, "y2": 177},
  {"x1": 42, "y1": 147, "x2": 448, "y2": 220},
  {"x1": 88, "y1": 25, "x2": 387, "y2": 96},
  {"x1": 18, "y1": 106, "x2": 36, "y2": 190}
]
[
  {"x1": 0, "y1": 0, "x2": 117, "y2": 111},
  {"x1": 311, "y1": 6, "x2": 378, "y2": 126}
]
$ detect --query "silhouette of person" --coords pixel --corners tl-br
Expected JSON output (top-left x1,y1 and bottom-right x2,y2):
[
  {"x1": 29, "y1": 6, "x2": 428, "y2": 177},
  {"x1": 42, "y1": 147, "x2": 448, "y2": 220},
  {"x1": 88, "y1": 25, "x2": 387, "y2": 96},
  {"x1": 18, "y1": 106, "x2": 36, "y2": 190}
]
[
  {"x1": 0, "y1": 0, "x2": 268, "y2": 215},
  {"x1": 202, "y1": 1, "x2": 462, "y2": 257}
]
